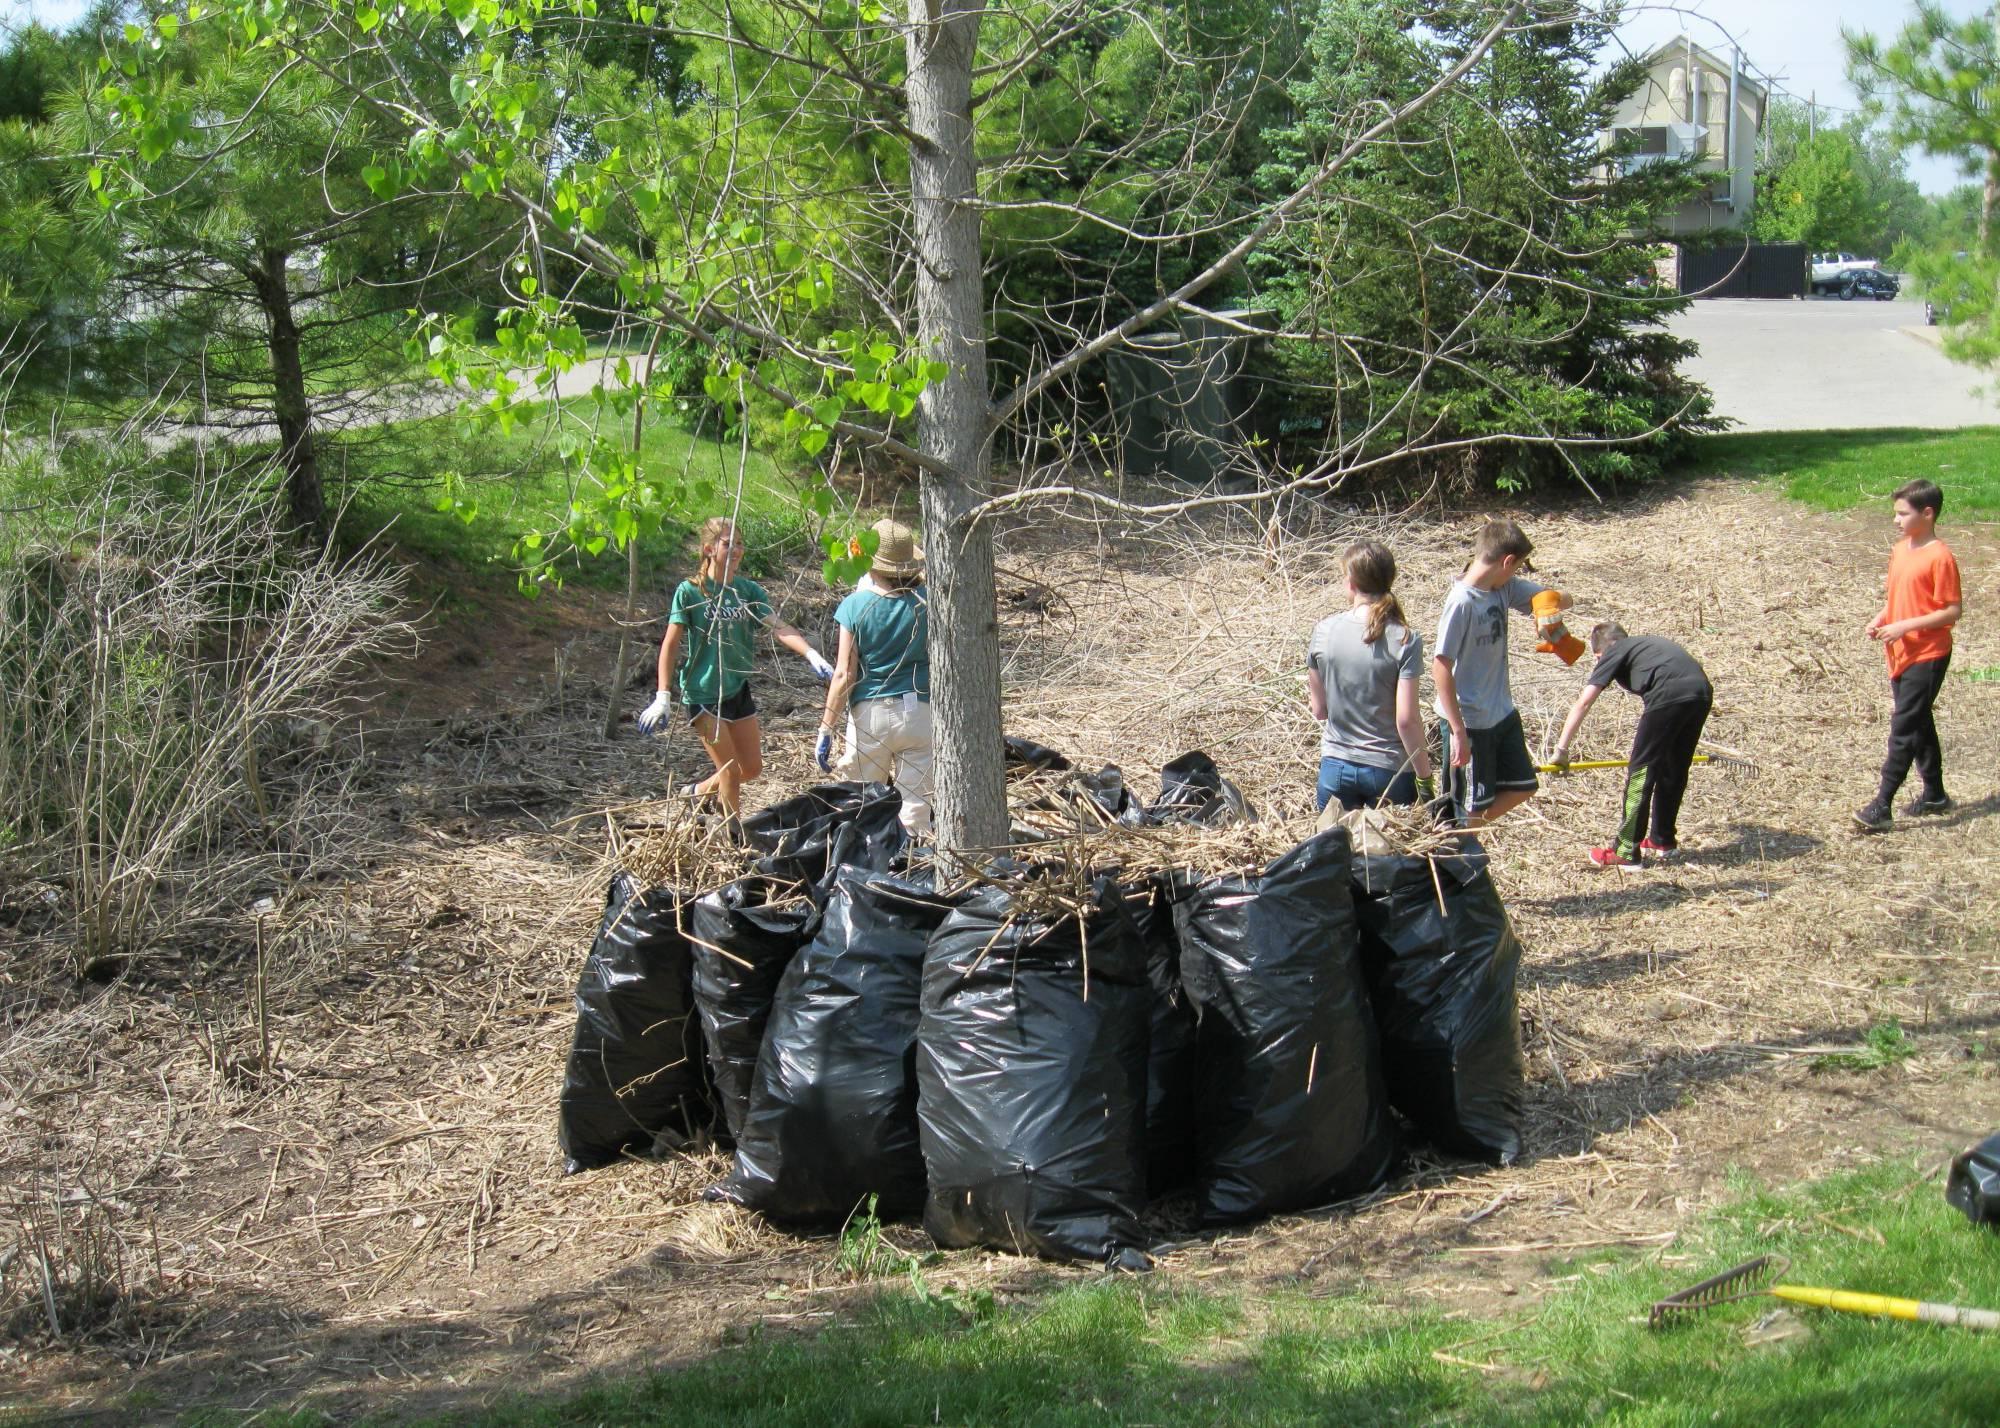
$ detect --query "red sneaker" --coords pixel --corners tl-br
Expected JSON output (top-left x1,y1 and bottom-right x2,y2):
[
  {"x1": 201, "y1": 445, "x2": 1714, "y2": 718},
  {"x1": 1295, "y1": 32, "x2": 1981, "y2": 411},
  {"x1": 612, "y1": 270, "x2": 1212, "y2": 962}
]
[
  {"x1": 1588, "y1": 846, "x2": 1643, "y2": 870},
  {"x1": 1639, "y1": 838, "x2": 1679, "y2": 859}
]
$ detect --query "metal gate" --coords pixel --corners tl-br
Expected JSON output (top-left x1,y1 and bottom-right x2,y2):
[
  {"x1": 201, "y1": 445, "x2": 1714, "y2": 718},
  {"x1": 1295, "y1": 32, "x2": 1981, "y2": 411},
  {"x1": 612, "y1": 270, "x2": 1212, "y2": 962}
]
[{"x1": 1677, "y1": 242, "x2": 1807, "y2": 299}]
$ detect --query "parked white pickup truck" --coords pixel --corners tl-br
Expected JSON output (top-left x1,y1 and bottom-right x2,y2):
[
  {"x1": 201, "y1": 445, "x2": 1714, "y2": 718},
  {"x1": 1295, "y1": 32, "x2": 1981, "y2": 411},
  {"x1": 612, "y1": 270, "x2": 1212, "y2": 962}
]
[{"x1": 1810, "y1": 251, "x2": 1879, "y2": 294}]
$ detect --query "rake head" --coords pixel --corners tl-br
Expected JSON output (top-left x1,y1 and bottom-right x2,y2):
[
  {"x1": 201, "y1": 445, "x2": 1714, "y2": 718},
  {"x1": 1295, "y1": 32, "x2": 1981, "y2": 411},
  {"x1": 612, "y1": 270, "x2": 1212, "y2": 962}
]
[
  {"x1": 1649, "y1": 1255, "x2": 1787, "y2": 1328},
  {"x1": 1695, "y1": 741, "x2": 1760, "y2": 779}
]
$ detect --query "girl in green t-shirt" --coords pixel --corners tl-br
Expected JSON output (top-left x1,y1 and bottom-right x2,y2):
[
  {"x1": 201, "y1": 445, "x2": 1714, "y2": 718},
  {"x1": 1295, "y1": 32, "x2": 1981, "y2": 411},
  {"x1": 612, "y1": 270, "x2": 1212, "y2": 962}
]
[{"x1": 637, "y1": 518, "x2": 832, "y2": 821}]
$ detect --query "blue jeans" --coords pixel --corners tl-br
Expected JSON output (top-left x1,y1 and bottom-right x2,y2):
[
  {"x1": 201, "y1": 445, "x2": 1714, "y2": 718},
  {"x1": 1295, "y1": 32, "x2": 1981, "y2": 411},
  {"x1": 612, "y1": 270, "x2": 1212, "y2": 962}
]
[{"x1": 1316, "y1": 757, "x2": 1417, "y2": 812}]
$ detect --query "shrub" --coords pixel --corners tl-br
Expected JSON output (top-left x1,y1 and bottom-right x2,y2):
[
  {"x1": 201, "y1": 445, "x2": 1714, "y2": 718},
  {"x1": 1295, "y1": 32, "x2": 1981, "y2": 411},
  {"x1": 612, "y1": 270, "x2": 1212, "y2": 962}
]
[{"x1": 0, "y1": 442, "x2": 415, "y2": 971}]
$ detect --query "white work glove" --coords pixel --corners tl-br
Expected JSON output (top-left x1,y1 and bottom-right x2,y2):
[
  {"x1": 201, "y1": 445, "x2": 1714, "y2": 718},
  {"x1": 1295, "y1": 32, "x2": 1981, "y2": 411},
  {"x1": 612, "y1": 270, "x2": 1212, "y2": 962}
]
[
  {"x1": 814, "y1": 727, "x2": 836, "y2": 772},
  {"x1": 804, "y1": 647, "x2": 834, "y2": 682},
  {"x1": 636, "y1": 689, "x2": 673, "y2": 734}
]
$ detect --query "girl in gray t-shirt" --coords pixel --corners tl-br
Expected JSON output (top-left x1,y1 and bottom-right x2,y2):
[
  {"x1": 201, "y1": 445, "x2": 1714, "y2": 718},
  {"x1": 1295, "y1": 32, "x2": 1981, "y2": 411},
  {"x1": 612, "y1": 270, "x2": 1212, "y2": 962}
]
[{"x1": 1305, "y1": 541, "x2": 1436, "y2": 811}]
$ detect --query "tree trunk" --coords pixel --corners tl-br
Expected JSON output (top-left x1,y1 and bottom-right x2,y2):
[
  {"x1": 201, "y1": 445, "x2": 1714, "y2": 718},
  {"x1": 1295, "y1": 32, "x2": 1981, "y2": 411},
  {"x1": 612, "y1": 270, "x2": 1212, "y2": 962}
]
[
  {"x1": 248, "y1": 247, "x2": 327, "y2": 540},
  {"x1": 1983, "y1": 150, "x2": 1998, "y2": 254},
  {"x1": 906, "y1": 0, "x2": 1009, "y2": 856}
]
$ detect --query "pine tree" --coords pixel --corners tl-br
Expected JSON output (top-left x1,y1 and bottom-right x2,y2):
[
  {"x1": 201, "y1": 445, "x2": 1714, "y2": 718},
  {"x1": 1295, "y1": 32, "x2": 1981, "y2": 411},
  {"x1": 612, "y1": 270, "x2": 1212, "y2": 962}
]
[{"x1": 1251, "y1": 1, "x2": 1715, "y2": 493}]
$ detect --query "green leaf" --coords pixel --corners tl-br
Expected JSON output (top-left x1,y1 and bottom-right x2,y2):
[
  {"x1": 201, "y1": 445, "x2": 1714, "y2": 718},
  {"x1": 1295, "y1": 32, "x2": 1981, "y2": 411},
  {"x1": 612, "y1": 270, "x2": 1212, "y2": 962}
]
[
  {"x1": 813, "y1": 396, "x2": 844, "y2": 427},
  {"x1": 357, "y1": 4, "x2": 381, "y2": 30},
  {"x1": 155, "y1": 13, "x2": 178, "y2": 39},
  {"x1": 799, "y1": 428, "x2": 830, "y2": 456}
]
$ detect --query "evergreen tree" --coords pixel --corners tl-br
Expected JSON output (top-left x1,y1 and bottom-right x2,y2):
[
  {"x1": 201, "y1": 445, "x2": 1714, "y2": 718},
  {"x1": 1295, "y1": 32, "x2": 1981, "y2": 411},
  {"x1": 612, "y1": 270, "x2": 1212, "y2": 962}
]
[{"x1": 1251, "y1": 0, "x2": 1715, "y2": 493}]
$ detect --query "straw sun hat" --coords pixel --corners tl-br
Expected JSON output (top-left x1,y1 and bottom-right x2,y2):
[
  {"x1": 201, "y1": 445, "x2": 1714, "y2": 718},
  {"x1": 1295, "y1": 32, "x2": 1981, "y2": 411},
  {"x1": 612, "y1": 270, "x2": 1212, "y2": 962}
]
[{"x1": 869, "y1": 518, "x2": 925, "y2": 580}]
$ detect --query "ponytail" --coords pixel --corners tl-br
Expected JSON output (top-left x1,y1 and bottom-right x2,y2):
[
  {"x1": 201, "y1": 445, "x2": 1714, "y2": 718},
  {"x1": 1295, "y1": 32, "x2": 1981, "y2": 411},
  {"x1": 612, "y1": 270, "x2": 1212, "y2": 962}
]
[
  {"x1": 1343, "y1": 540, "x2": 1405, "y2": 645},
  {"x1": 1364, "y1": 591, "x2": 1407, "y2": 646}
]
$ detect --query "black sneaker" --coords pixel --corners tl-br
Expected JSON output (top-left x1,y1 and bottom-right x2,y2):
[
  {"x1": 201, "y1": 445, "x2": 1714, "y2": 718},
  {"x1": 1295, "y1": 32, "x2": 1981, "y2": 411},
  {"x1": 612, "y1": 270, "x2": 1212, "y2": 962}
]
[
  {"x1": 1902, "y1": 792, "x2": 1954, "y2": 817},
  {"x1": 1852, "y1": 801, "x2": 1893, "y2": 833}
]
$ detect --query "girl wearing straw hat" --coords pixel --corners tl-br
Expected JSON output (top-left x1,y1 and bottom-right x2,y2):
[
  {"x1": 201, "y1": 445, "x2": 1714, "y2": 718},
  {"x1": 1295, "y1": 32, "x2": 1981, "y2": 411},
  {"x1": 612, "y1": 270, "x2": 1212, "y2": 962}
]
[
  {"x1": 1306, "y1": 540, "x2": 1435, "y2": 812},
  {"x1": 637, "y1": 517, "x2": 834, "y2": 824},
  {"x1": 816, "y1": 518, "x2": 932, "y2": 836}
]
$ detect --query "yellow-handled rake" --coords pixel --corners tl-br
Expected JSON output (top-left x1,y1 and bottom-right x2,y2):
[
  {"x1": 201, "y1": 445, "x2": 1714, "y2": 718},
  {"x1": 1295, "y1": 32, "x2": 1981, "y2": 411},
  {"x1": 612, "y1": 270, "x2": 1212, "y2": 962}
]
[
  {"x1": 1535, "y1": 752, "x2": 1757, "y2": 776},
  {"x1": 1649, "y1": 1255, "x2": 2000, "y2": 1331}
]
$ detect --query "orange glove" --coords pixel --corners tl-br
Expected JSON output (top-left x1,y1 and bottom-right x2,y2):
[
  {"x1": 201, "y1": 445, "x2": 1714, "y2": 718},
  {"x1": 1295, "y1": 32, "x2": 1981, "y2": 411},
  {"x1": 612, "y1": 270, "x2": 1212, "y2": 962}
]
[{"x1": 1532, "y1": 589, "x2": 1585, "y2": 666}]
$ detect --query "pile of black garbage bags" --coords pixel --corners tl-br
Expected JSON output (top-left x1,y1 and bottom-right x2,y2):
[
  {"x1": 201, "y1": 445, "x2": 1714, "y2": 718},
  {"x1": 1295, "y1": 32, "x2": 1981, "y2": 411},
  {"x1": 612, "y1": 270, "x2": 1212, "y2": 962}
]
[{"x1": 557, "y1": 751, "x2": 1526, "y2": 1270}]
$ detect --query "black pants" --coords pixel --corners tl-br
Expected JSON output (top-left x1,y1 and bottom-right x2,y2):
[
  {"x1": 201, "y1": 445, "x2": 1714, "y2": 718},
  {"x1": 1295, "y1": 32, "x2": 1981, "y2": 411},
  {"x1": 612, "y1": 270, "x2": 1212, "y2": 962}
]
[
  {"x1": 1877, "y1": 654, "x2": 1950, "y2": 804},
  {"x1": 1615, "y1": 695, "x2": 1711, "y2": 859}
]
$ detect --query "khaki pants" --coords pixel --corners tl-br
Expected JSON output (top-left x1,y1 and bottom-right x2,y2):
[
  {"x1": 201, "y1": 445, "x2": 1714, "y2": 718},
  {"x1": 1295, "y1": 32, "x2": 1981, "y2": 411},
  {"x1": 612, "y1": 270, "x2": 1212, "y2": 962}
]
[{"x1": 839, "y1": 693, "x2": 933, "y2": 836}]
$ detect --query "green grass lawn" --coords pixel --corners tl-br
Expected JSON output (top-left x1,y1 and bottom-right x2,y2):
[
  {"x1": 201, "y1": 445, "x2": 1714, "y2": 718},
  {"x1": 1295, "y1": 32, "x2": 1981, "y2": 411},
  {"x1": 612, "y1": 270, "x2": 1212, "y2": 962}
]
[
  {"x1": 1686, "y1": 427, "x2": 2000, "y2": 516},
  {"x1": 343, "y1": 1159, "x2": 2000, "y2": 1428},
  {"x1": 332, "y1": 402, "x2": 814, "y2": 592}
]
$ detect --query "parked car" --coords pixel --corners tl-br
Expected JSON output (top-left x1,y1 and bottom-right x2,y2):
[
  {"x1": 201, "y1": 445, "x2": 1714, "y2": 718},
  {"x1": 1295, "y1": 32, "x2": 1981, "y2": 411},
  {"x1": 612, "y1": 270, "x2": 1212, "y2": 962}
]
[
  {"x1": 1839, "y1": 268, "x2": 1900, "y2": 301},
  {"x1": 1810, "y1": 251, "x2": 1879, "y2": 294}
]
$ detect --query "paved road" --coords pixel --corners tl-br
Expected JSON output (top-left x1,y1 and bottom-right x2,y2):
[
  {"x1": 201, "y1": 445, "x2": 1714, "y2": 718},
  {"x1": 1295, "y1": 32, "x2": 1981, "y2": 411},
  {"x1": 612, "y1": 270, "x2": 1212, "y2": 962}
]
[{"x1": 1666, "y1": 296, "x2": 1999, "y2": 432}]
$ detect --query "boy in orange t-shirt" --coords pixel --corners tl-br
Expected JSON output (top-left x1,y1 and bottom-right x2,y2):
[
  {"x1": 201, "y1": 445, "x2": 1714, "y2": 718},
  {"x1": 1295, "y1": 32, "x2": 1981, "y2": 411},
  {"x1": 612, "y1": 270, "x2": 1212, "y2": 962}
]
[{"x1": 1855, "y1": 479, "x2": 1963, "y2": 832}]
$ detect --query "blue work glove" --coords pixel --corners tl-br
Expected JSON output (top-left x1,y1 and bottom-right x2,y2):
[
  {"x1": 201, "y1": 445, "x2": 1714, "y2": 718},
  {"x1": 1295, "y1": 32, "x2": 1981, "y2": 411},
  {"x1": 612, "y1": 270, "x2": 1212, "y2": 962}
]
[
  {"x1": 814, "y1": 727, "x2": 835, "y2": 772},
  {"x1": 636, "y1": 689, "x2": 672, "y2": 734},
  {"x1": 805, "y1": 647, "x2": 834, "y2": 683}
]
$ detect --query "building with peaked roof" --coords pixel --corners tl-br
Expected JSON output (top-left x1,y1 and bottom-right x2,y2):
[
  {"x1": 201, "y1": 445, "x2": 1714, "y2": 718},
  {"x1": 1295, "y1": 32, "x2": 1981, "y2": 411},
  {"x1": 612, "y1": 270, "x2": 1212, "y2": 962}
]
[{"x1": 1600, "y1": 39, "x2": 1769, "y2": 235}]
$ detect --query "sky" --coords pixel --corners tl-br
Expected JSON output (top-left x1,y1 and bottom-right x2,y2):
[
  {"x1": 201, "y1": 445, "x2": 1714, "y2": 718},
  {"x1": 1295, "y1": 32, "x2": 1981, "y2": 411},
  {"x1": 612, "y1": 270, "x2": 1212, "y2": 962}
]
[{"x1": 1, "y1": 0, "x2": 1989, "y2": 195}]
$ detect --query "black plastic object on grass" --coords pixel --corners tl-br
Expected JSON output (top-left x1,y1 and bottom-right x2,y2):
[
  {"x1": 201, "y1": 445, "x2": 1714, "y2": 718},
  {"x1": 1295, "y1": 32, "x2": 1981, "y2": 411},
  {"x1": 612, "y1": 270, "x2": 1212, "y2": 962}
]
[
  {"x1": 740, "y1": 780, "x2": 905, "y2": 891},
  {"x1": 690, "y1": 876, "x2": 821, "y2": 1143},
  {"x1": 1073, "y1": 766, "x2": 1148, "y2": 827},
  {"x1": 917, "y1": 877, "x2": 1152, "y2": 1268},
  {"x1": 709, "y1": 866, "x2": 958, "y2": 1225},
  {"x1": 1149, "y1": 750, "x2": 1256, "y2": 825},
  {"x1": 558, "y1": 875, "x2": 714, "y2": 1173},
  {"x1": 1350, "y1": 843, "x2": 1524, "y2": 1166},
  {"x1": 1947, "y1": 1131, "x2": 2000, "y2": 1229},
  {"x1": 1004, "y1": 734, "x2": 1072, "y2": 772},
  {"x1": 1174, "y1": 827, "x2": 1394, "y2": 1223}
]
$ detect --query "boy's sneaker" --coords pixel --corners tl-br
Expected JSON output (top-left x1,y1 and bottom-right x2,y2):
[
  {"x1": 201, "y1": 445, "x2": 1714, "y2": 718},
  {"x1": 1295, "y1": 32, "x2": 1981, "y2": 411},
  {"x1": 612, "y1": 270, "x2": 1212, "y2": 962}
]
[
  {"x1": 1588, "y1": 846, "x2": 1644, "y2": 870},
  {"x1": 1901, "y1": 792, "x2": 1953, "y2": 817},
  {"x1": 1639, "y1": 837, "x2": 1679, "y2": 860},
  {"x1": 1852, "y1": 801, "x2": 1893, "y2": 834}
]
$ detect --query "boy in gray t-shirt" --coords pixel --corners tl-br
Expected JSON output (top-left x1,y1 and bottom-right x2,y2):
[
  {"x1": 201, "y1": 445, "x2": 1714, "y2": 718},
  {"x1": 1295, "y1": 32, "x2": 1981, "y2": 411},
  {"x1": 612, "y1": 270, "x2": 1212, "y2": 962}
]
[{"x1": 1433, "y1": 519, "x2": 1568, "y2": 827}]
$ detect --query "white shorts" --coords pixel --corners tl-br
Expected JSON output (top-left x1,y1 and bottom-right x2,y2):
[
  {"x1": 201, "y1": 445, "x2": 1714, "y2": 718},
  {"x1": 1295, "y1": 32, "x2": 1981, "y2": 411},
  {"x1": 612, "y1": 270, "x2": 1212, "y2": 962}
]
[{"x1": 839, "y1": 693, "x2": 934, "y2": 837}]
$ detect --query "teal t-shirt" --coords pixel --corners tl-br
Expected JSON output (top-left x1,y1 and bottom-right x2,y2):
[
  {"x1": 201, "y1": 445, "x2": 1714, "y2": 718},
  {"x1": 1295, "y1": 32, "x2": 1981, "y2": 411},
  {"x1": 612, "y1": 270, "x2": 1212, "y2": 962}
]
[
  {"x1": 670, "y1": 576, "x2": 772, "y2": 706},
  {"x1": 835, "y1": 585, "x2": 929, "y2": 702}
]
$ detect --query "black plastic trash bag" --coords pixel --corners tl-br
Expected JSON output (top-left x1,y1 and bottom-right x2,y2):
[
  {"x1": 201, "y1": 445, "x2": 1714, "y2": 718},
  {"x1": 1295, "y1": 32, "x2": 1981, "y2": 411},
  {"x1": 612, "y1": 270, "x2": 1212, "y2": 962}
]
[
  {"x1": 1004, "y1": 734, "x2": 1073, "y2": 773},
  {"x1": 1175, "y1": 828, "x2": 1394, "y2": 1223},
  {"x1": 740, "y1": 781, "x2": 905, "y2": 890},
  {"x1": 1149, "y1": 751, "x2": 1256, "y2": 826},
  {"x1": 690, "y1": 876, "x2": 820, "y2": 1143},
  {"x1": 1132, "y1": 877, "x2": 1199, "y2": 1198},
  {"x1": 1946, "y1": 1131, "x2": 2000, "y2": 1229},
  {"x1": 709, "y1": 867, "x2": 958, "y2": 1225},
  {"x1": 558, "y1": 875, "x2": 714, "y2": 1173},
  {"x1": 1073, "y1": 765, "x2": 1149, "y2": 828},
  {"x1": 917, "y1": 877, "x2": 1152, "y2": 1267},
  {"x1": 1350, "y1": 843, "x2": 1524, "y2": 1166}
]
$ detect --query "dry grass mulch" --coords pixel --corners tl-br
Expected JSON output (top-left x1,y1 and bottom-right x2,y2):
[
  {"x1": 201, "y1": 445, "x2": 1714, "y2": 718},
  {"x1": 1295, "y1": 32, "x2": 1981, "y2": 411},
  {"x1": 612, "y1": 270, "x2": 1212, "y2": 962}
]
[{"x1": 5, "y1": 478, "x2": 2000, "y2": 1421}]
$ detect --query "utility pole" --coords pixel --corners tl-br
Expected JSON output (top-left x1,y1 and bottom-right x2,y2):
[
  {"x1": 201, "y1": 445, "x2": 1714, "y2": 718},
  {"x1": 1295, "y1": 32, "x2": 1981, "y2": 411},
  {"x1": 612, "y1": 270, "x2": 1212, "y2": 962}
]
[{"x1": 1808, "y1": 88, "x2": 1816, "y2": 143}]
